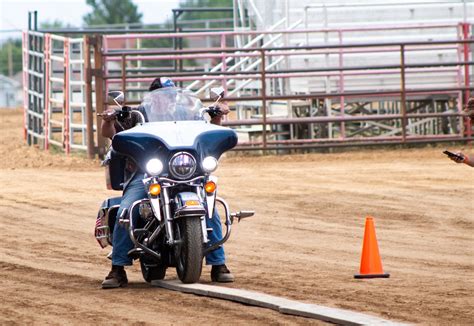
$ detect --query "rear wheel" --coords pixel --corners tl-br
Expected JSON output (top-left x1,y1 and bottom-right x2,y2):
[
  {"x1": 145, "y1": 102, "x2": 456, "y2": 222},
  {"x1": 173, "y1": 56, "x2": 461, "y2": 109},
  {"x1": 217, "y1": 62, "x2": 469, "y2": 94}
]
[
  {"x1": 175, "y1": 217, "x2": 203, "y2": 283},
  {"x1": 140, "y1": 257, "x2": 166, "y2": 282}
]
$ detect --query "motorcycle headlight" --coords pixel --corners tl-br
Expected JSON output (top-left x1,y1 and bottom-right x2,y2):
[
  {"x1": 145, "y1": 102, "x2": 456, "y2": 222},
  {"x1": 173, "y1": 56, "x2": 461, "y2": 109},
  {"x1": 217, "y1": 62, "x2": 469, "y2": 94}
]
[
  {"x1": 146, "y1": 158, "x2": 163, "y2": 176},
  {"x1": 202, "y1": 156, "x2": 218, "y2": 173},
  {"x1": 169, "y1": 152, "x2": 196, "y2": 179}
]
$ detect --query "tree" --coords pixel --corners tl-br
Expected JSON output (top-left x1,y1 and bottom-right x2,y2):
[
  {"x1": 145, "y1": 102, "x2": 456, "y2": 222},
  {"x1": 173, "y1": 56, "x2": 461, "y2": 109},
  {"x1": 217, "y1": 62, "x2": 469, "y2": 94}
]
[
  {"x1": 0, "y1": 20, "x2": 73, "y2": 77},
  {"x1": 83, "y1": 0, "x2": 143, "y2": 26},
  {"x1": 40, "y1": 20, "x2": 72, "y2": 29},
  {"x1": 0, "y1": 39, "x2": 22, "y2": 76},
  {"x1": 179, "y1": 0, "x2": 233, "y2": 23}
]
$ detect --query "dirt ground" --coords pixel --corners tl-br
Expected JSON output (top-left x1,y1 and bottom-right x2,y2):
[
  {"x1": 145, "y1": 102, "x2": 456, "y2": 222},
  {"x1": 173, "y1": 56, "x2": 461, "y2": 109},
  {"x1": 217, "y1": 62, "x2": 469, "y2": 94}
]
[{"x1": 1, "y1": 109, "x2": 473, "y2": 325}]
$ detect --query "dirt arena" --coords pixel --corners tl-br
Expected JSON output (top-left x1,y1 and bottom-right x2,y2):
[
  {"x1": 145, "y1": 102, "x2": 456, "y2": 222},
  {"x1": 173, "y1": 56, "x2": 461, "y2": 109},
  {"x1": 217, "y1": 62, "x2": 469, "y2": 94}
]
[{"x1": 1, "y1": 109, "x2": 473, "y2": 325}]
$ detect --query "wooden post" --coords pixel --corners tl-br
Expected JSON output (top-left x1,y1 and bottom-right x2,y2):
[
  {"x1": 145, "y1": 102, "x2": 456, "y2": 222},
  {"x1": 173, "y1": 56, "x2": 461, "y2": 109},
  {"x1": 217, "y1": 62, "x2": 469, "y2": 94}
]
[
  {"x1": 84, "y1": 35, "x2": 95, "y2": 159},
  {"x1": 93, "y1": 35, "x2": 106, "y2": 158}
]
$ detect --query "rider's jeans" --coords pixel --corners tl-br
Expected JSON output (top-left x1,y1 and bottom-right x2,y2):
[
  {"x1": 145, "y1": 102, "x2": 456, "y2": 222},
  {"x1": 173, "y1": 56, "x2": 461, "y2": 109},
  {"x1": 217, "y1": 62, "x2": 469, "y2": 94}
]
[{"x1": 112, "y1": 174, "x2": 226, "y2": 266}]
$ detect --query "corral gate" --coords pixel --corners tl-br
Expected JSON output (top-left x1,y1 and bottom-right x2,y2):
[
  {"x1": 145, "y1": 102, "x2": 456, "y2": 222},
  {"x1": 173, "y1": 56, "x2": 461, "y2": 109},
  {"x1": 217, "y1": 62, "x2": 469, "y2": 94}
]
[{"x1": 22, "y1": 6, "x2": 474, "y2": 158}]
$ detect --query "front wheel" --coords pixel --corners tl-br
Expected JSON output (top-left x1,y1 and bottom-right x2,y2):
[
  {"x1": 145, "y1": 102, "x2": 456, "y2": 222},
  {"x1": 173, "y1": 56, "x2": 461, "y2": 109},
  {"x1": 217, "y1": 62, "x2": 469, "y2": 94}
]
[
  {"x1": 175, "y1": 217, "x2": 203, "y2": 283},
  {"x1": 140, "y1": 257, "x2": 166, "y2": 282}
]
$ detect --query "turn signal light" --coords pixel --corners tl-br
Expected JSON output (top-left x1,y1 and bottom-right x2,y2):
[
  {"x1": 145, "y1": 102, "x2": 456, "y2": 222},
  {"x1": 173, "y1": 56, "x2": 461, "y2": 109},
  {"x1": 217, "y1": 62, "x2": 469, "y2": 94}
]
[
  {"x1": 204, "y1": 181, "x2": 216, "y2": 193},
  {"x1": 149, "y1": 184, "x2": 161, "y2": 196}
]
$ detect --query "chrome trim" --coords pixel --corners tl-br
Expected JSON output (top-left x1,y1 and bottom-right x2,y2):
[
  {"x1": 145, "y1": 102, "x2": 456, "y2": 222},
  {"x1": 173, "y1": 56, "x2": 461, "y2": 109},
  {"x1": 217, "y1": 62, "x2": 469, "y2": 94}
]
[
  {"x1": 128, "y1": 199, "x2": 145, "y2": 244},
  {"x1": 168, "y1": 151, "x2": 197, "y2": 180},
  {"x1": 127, "y1": 199, "x2": 162, "y2": 261},
  {"x1": 174, "y1": 205, "x2": 207, "y2": 218},
  {"x1": 196, "y1": 186, "x2": 209, "y2": 244},
  {"x1": 132, "y1": 110, "x2": 145, "y2": 124},
  {"x1": 149, "y1": 197, "x2": 162, "y2": 222},
  {"x1": 95, "y1": 226, "x2": 110, "y2": 239},
  {"x1": 161, "y1": 187, "x2": 175, "y2": 244},
  {"x1": 200, "y1": 215, "x2": 209, "y2": 244},
  {"x1": 158, "y1": 176, "x2": 205, "y2": 185},
  {"x1": 105, "y1": 204, "x2": 120, "y2": 225},
  {"x1": 206, "y1": 175, "x2": 218, "y2": 221},
  {"x1": 202, "y1": 196, "x2": 232, "y2": 255}
]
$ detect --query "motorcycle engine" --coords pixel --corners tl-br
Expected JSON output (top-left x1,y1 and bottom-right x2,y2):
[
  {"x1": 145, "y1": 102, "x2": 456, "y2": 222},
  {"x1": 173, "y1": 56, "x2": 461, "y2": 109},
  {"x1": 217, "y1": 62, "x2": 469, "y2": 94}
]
[{"x1": 139, "y1": 201, "x2": 154, "y2": 221}]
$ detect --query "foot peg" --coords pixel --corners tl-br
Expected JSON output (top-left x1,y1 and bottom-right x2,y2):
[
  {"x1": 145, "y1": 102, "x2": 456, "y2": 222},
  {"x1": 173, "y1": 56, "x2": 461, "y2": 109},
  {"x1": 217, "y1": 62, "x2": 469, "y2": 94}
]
[
  {"x1": 118, "y1": 208, "x2": 129, "y2": 226},
  {"x1": 230, "y1": 210, "x2": 255, "y2": 223},
  {"x1": 127, "y1": 247, "x2": 144, "y2": 260}
]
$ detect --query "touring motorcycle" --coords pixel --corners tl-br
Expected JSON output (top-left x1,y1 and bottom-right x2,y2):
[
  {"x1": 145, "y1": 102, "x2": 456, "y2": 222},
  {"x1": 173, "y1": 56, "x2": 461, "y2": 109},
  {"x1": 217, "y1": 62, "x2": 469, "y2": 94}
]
[{"x1": 94, "y1": 87, "x2": 253, "y2": 283}]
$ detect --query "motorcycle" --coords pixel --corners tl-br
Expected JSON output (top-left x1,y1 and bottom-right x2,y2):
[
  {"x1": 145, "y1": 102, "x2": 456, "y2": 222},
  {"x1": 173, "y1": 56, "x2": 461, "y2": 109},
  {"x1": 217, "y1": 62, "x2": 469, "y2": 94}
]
[{"x1": 94, "y1": 87, "x2": 254, "y2": 283}]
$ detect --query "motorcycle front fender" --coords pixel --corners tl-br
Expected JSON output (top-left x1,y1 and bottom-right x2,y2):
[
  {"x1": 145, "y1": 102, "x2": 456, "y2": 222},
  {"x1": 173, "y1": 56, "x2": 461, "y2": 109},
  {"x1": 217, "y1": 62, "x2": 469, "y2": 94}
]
[{"x1": 173, "y1": 191, "x2": 208, "y2": 244}]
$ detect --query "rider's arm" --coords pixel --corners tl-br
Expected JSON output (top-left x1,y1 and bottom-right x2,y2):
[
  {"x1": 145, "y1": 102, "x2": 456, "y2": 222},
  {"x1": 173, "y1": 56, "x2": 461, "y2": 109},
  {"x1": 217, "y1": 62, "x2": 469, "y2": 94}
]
[
  {"x1": 449, "y1": 152, "x2": 474, "y2": 167},
  {"x1": 101, "y1": 108, "x2": 117, "y2": 139},
  {"x1": 463, "y1": 154, "x2": 474, "y2": 167}
]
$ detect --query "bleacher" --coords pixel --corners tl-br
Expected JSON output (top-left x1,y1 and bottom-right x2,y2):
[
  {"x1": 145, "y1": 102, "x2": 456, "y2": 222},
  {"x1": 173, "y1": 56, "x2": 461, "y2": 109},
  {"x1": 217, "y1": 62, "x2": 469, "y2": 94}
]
[{"x1": 243, "y1": 0, "x2": 473, "y2": 96}]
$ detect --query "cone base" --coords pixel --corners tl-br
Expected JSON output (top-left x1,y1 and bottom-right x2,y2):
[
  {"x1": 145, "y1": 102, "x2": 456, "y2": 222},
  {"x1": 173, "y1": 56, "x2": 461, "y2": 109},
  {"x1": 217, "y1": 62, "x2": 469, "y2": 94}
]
[{"x1": 354, "y1": 273, "x2": 390, "y2": 279}]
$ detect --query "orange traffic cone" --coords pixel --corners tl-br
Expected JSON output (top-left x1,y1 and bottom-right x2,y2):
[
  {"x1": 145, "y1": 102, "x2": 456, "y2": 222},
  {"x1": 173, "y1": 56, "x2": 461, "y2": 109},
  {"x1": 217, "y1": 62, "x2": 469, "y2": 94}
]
[{"x1": 354, "y1": 216, "x2": 390, "y2": 279}]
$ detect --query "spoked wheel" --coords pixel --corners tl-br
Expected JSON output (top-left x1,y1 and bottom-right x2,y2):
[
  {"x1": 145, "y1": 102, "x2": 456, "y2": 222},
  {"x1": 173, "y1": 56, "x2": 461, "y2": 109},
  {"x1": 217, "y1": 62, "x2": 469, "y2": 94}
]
[
  {"x1": 140, "y1": 257, "x2": 166, "y2": 283},
  {"x1": 174, "y1": 217, "x2": 203, "y2": 283}
]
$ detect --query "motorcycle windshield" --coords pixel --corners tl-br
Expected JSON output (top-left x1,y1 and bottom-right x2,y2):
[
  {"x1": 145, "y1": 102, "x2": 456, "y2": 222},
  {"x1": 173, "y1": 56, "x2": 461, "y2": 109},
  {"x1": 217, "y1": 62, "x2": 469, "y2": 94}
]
[
  {"x1": 113, "y1": 121, "x2": 238, "y2": 174},
  {"x1": 141, "y1": 87, "x2": 204, "y2": 122}
]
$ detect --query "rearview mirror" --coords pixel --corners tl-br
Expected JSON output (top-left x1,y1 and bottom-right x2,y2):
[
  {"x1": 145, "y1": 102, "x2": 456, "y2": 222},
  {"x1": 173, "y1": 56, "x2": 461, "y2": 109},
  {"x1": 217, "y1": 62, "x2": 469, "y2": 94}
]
[
  {"x1": 210, "y1": 87, "x2": 225, "y2": 100},
  {"x1": 108, "y1": 91, "x2": 124, "y2": 105}
]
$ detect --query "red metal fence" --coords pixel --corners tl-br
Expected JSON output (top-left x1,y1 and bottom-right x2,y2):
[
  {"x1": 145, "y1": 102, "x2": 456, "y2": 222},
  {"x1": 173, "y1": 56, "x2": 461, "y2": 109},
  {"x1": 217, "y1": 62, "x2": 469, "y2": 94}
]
[
  {"x1": 23, "y1": 23, "x2": 474, "y2": 157},
  {"x1": 94, "y1": 24, "x2": 473, "y2": 153}
]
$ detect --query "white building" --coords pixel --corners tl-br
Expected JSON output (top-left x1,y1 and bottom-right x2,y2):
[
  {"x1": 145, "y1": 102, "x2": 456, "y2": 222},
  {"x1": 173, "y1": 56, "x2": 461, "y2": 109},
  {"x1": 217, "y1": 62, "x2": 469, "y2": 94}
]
[{"x1": 0, "y1": 74, "x2": 22, "y2": 108}]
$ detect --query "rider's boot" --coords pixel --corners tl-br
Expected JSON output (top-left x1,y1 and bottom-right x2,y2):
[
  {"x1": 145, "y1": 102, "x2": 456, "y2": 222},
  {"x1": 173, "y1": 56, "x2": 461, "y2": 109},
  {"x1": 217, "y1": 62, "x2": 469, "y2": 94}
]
[
  {"x1": 211, "y1": 264, "x2": 234, "y2": 283},
  {"x1": 102, "y1": 265, "x2": 128, "y2": 289}
]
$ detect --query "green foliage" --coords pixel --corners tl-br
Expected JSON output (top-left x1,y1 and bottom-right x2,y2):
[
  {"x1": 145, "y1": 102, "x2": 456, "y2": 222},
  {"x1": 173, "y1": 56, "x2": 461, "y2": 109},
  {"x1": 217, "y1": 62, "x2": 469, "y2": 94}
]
[
  {"x1": 179, "y1": 0, "x2": 233, "y2": 28},
  {"x1": 0, "y1": 20, "x2": 73, "y2": 77},
  {"x1": 83, "y1": 0, "x2": 143, "y2": 26},
  {"x1": 40, "y1": 20, "x2": 72, "y2": 29},
  {"x1": 0, "y1": 39, "x2": 22, "y2": 76}
]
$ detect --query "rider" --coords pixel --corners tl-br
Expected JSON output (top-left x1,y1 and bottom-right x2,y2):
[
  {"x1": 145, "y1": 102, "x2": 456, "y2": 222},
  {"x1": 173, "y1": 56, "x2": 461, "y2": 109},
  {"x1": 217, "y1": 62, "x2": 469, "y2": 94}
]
[
  {"x1": 446, "y1": 97, "x2": 474, "y2": 167},
  {"x1": 101, "y1": 77, "x2": 234, "y2": 288}
]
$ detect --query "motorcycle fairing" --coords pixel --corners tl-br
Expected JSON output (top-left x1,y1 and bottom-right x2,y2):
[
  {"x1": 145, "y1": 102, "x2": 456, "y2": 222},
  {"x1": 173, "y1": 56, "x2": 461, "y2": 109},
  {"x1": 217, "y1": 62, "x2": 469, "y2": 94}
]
[{"x1": 112, "y1": 121, "x2": 238, "y2": 174}]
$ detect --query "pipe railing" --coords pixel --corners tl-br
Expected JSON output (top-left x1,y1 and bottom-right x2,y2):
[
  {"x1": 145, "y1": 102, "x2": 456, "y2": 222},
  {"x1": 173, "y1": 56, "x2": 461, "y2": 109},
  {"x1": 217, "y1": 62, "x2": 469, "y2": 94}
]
[
  {"x1": 23, "y1": 23, "x2": 473, "y2": 156},
  {"x1": 98, "y1": 36, "x2": 473, "y2": 151}
]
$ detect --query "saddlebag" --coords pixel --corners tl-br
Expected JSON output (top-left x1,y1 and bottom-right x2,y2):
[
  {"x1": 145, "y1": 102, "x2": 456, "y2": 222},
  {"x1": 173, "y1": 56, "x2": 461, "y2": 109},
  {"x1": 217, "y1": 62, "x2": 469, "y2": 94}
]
[
  {"x1": 104, "y1": 149, "x2": 125, "y2": 191},
  {"x1": 95, "y1": 197, "x2": 122, "y2": 248}
]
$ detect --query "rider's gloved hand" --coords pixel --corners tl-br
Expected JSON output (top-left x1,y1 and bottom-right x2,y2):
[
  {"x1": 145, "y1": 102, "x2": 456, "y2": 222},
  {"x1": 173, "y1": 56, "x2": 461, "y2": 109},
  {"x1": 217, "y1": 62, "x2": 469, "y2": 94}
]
[
  {"x1": 116, "y1": 106, "x2": 131, "y2": 122},
  {"x1": 450, "y1": 152, "x2": 468, "y2": 164},
  {"x1": 208, "y1": 103, "x2": 230, "y2": 118},
  {"x1": 102, "y1": 108, "x2": 118, "y2": 122}
]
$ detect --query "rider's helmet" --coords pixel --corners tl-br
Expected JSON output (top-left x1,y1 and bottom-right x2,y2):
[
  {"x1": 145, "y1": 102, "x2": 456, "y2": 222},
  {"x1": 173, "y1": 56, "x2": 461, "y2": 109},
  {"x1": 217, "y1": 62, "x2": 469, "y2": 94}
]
[{"x1": 149, "y1": 77, "x2": 175, "y2": 91}]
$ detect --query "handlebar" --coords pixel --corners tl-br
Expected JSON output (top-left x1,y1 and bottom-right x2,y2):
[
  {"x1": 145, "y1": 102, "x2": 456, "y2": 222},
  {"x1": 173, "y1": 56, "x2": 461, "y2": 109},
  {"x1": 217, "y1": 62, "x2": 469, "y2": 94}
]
[{"x1": 97, "y1": 106, "x2": 145, "y2": 124}]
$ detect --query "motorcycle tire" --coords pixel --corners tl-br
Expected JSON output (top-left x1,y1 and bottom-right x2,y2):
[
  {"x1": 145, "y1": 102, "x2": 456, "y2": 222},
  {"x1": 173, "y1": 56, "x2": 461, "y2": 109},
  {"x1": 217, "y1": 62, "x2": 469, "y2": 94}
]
[
  {"x1": 140, "y1": 258, "x2": 166, "y2": 283},
  {"x1": 175, "y1": 217, "x2": 203, "y2": 284}
]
